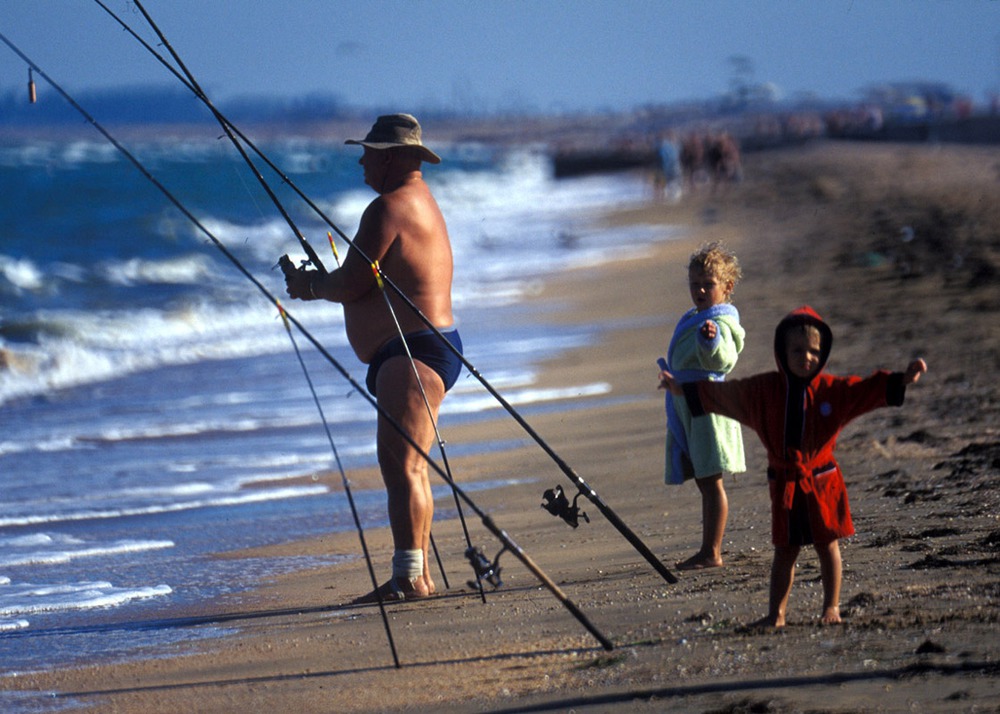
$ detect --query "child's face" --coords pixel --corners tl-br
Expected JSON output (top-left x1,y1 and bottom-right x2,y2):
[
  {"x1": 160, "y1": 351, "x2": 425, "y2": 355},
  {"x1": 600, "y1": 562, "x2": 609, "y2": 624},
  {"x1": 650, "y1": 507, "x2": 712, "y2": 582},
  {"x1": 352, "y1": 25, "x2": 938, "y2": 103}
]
[
  {"x1": 784, "y1": 330, "x2": 824, "y2": 379},
  {"x1": 688, "y1": 268, "x2": 731, "y2": 312}
]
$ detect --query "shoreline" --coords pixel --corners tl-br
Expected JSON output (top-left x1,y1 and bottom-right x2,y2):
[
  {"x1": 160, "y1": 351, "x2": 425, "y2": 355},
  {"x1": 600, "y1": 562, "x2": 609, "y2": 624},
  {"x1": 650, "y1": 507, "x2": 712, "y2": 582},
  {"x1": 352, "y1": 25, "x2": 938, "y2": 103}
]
[{"x1": 4, "y1": 140, "x2": 999, "y2": 713}]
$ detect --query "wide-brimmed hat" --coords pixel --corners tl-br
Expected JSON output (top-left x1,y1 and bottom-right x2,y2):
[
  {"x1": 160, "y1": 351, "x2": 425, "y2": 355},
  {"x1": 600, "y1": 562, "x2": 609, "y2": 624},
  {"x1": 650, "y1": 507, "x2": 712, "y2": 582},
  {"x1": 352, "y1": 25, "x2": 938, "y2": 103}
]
[{"x1": 345, "y1": 113, "x2": 441, "y2": 164}]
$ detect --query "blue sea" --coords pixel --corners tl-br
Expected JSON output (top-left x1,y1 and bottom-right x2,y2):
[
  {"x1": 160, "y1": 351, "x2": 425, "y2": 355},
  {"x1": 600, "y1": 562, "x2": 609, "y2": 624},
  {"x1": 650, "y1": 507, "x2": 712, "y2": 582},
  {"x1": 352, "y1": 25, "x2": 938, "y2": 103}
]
[{"x1": 0, "y1": 130, "x2": 671, "y2": 681}]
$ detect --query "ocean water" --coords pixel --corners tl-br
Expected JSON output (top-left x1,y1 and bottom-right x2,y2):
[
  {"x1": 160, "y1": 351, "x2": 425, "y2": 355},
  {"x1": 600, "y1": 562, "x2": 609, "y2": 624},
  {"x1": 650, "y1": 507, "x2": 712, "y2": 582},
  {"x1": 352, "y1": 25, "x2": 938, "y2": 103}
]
[{"x1": 0, "y1": 131, "x2": 671, "y2": 677}]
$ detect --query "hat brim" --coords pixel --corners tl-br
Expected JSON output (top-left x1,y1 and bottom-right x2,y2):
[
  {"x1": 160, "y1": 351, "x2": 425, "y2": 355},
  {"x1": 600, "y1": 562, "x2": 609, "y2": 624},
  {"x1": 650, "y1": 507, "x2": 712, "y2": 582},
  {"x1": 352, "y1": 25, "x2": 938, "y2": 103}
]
[{"x1": 345, "y1": 139, "x2": 441, "y2": 164}]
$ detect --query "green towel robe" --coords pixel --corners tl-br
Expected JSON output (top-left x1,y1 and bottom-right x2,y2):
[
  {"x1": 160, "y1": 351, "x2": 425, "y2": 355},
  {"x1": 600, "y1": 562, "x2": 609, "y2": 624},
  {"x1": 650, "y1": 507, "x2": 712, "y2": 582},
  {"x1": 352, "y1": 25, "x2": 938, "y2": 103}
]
[{"x1": 664, "y1": 307, "x2": 747, "y2": 484}]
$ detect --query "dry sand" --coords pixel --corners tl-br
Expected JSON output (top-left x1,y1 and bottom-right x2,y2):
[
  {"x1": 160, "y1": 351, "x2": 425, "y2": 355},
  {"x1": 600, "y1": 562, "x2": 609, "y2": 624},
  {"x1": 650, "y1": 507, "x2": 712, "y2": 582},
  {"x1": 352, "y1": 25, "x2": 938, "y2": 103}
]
[{"x1": 4, "y1": 140, "x2": 999, "y2": 713}]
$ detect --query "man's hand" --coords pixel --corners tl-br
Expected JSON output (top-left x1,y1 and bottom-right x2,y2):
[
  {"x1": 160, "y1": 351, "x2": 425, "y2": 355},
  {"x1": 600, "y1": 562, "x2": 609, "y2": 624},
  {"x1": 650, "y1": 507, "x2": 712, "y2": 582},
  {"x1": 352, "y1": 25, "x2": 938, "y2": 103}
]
[
  {"x1": 284, "y1": 266, "x2": 322, "y2": 301},
  {"x1": 904, "y1": 358, "x2": 927, "y2": 385}
]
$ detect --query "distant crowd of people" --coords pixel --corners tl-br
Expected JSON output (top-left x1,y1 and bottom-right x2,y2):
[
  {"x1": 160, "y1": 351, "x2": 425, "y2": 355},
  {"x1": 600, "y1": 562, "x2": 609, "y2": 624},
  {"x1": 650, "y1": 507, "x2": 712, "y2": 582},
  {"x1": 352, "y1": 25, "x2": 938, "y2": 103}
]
[{"x1": 654, "y1": 130, "x2": 743, "y2": 201}]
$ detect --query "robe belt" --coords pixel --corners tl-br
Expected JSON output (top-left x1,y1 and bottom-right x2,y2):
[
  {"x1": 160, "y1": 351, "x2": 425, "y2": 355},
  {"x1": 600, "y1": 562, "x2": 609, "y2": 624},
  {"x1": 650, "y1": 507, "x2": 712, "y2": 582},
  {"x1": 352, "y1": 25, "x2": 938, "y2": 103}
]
[{"x1": 768, "y1": 457, "x2": 836, "y2": 511}]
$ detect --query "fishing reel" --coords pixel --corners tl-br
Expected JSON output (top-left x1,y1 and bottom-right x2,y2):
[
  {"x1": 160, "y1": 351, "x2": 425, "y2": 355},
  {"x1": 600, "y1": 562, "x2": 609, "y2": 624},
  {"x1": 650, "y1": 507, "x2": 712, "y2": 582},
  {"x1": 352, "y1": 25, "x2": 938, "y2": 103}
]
[
  {"x1": 465, "y1": 545, "x2": 505, "y2": 591},
  {"x1": 541, "y1": 484, "x2": 590, "y2": 529},
  {"x1": 277, "y1": 253, "x2": 303, "y2": 279}
]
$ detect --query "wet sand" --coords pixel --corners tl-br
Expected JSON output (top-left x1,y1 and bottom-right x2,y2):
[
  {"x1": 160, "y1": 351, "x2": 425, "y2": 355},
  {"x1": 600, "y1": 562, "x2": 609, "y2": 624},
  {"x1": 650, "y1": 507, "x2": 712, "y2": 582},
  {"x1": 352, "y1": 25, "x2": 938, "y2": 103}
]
[{"x1": 4, "y1": 140, "x2": 999, "y2": 713}]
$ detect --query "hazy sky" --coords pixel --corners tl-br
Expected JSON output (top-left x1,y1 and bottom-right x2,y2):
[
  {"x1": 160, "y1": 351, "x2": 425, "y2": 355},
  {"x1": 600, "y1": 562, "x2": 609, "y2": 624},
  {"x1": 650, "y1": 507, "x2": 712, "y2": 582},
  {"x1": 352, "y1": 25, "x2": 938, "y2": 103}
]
[{"x1": 1, "y1": 1, "x2": 997, "y2": 113}]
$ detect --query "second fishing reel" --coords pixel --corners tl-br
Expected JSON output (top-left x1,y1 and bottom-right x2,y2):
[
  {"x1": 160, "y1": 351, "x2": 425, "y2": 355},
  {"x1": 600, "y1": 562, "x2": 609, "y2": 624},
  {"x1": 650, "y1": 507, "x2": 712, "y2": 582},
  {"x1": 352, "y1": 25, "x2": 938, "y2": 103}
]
[
  {"x1": 541, "y1": 484, "x2": 590, "y2": 529},
  {"x1": 465, "y1": 545, "x2": 505, "y2": 591}
]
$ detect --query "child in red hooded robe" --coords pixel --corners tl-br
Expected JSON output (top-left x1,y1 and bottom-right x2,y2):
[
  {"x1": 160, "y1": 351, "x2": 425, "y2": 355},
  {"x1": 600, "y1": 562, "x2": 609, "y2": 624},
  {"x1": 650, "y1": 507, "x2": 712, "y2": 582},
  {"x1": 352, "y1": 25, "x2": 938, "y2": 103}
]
[{"x1": 659, "y1": 306, "x2": 927, "y2": 627}]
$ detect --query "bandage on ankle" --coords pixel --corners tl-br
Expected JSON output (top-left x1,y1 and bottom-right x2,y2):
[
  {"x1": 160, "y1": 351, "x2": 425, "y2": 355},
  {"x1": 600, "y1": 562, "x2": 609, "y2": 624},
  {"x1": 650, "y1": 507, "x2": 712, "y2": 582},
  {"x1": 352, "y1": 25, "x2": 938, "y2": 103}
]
[{"x1": 392, "y1": 549, "x2": 423, "y2": 580}]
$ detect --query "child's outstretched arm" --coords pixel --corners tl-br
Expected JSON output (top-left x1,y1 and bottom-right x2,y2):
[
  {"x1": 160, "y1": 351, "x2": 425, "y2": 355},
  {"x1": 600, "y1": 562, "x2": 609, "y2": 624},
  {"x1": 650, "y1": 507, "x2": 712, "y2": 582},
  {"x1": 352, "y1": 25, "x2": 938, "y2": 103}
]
[{"x1": 904, "y1": 358, "x2": 928, "y2": 385}]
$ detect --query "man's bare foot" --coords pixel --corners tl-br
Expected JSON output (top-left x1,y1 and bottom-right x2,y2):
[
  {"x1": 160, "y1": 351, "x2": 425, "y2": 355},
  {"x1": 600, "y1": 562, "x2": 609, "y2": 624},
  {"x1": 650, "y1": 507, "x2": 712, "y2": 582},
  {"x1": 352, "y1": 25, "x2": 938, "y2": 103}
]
[
  {"x1": 675, "y1": 553, "x2": 724, "y2": 571},
  {"x1": 351, "y1": 576, "x2": 430, "y2": 605},
  {"x1": 820, "y1": 606, "x2": 842, "y2": 625},
  {"x1": 423, "y1": 575, "x2": 437, "y2": 596}
]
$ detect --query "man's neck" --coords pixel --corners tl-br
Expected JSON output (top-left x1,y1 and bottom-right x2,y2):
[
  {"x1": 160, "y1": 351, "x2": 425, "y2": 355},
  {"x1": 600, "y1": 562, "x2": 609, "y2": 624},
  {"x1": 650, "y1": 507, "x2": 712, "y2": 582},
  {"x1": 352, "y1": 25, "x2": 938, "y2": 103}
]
[{"x1": 380, "y1": 169, "x2": 422, "y2": 194}]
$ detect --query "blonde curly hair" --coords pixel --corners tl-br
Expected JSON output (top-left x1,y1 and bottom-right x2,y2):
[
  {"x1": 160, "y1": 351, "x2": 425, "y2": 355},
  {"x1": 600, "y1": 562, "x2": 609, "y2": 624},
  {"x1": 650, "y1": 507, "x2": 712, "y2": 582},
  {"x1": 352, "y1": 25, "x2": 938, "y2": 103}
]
[{"x1": 688, "y1": 242, "x2": 742, "y2": 296}]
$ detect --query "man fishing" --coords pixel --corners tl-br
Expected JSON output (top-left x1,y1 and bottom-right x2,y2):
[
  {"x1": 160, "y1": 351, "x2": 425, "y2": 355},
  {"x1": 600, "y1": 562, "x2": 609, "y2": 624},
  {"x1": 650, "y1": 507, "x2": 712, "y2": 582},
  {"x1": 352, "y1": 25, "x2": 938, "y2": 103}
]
[{"x1": 284, "y1": 113, "x2": 463, "y2": 603}]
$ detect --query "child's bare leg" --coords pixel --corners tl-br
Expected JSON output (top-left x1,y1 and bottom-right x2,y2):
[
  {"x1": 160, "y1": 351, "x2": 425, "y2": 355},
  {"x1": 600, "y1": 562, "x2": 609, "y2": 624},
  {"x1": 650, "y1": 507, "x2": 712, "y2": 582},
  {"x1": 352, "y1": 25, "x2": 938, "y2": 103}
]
[
  {"x1": 677, "y1": 473, "x2": 727, "y2": 570},
  {"x1": 752, "y1": 544, "x2": 799, "y2": 628},
  {"x1": 815, "y1": 540, "x2": 842, "y2": 625}
]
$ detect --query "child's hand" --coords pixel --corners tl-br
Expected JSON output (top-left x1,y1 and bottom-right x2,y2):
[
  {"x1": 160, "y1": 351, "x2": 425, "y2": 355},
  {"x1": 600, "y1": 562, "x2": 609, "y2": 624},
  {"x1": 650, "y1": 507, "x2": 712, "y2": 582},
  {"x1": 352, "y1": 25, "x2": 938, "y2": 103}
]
[
  {"x1": 658, "y1": 369, "x2": 683, "y2": 395},
  {"x1": 700, "y1": 320, "x2": 718, "y2": 340},
  {"x1": 904, "y1": 358, "x2": 927, "y2": 385}
]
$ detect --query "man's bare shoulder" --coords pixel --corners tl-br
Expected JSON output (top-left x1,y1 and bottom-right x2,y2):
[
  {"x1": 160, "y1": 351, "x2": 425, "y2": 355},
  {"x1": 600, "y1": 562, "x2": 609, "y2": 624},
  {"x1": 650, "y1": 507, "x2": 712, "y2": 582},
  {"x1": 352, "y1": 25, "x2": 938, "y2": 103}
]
[
  {"x1": 383, "y1": 176, "x2": 433, "y2": 207},
  {"x1": 362, "y1": 184, "x2": 428, "y2": 225},
  {"x1": 382, "y1": 178, "x2": 441, "y2": 226}
]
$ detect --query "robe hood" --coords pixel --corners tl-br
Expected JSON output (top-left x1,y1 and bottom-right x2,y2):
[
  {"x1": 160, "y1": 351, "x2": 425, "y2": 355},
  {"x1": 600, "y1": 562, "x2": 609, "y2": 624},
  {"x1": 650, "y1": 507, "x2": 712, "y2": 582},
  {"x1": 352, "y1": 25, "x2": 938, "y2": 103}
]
[{"x1": 774, "y1": 305, "x2": 833, "y2": 384}]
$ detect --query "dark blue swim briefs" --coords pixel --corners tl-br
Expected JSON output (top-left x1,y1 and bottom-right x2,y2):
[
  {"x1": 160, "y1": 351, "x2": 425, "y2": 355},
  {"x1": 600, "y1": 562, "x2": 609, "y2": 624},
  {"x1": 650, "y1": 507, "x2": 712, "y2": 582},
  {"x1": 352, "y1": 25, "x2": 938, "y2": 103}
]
[{"x1": 365, "y1": 328, "x2": 464, "y2": 397}]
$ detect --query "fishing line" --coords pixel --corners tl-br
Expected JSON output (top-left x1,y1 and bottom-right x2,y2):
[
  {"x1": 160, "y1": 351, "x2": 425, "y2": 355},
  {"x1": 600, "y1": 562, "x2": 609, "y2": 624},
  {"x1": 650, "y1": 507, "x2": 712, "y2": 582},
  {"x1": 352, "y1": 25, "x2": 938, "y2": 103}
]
[
  {"x1": 93, "y1": 0, "x2": 677, "y2": 586},
  {"x1": 92, "y1": 0, "x2": 348, "y2": 260},
  {"x1": 277, "y1": 302, "x2": 400, "y2": 669},
  {"x1": 127, "y1": 0, "x2": 327, "y2": 276},
  {"x1": 0, "y1": 30, "x2": 613, "y2": 652}
]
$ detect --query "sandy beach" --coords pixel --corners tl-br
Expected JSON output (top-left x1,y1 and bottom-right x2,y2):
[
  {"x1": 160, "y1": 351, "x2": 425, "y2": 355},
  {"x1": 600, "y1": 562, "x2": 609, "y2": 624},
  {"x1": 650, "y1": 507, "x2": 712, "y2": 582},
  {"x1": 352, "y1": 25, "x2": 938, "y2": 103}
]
[{"x1": 4, "y1": 140, "x2": 999, "y2": 713}]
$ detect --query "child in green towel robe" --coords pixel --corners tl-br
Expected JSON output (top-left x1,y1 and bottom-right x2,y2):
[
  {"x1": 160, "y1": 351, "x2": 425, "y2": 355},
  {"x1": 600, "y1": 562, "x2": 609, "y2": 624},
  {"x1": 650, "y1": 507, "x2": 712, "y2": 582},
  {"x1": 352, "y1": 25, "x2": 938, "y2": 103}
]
[{"x1": 659, "y1": 242, "x2": 746, "y2": 570}]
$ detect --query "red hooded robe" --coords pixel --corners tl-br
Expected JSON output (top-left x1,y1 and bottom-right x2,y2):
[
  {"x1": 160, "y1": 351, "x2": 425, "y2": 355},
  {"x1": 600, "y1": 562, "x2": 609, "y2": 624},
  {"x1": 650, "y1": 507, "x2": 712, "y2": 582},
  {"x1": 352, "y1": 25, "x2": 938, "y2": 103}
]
[{"x1": 683, "y1": 306, "x2": 909, "y2": 546}]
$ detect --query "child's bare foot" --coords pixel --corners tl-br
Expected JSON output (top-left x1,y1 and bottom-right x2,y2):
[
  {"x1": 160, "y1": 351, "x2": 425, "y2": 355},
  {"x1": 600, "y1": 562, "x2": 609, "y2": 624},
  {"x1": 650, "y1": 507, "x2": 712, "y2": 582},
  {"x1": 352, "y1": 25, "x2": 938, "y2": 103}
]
[
  {"x1": 749, "y1": 615, "x2": 785, "y2": 630},
  {"x1": 820, "y1": 606, "x2": 841, "y2": 625},
  {"x1": 738, "y1": 614, "x2": 785, "y2": 633},
  {"x1": 675, "y1": 552, "x2": 724, "y2": 571}
]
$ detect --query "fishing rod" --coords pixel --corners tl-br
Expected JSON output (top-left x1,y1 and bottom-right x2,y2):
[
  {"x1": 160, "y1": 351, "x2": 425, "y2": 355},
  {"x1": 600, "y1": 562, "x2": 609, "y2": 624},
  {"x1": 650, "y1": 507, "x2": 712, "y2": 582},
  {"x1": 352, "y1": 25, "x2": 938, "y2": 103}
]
[
  {"x1": 128, "y1": 0, "x2": 474, "y2": 591},
  {"x1": 0, "y1": 31, "x2": 613, "y2": 652},
  {"x1": 95, "y1": 0, "x2": 677, "y2": 586},
  {"x1": 277, "y1": 302, "x2": 400, "y2": 669}
]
